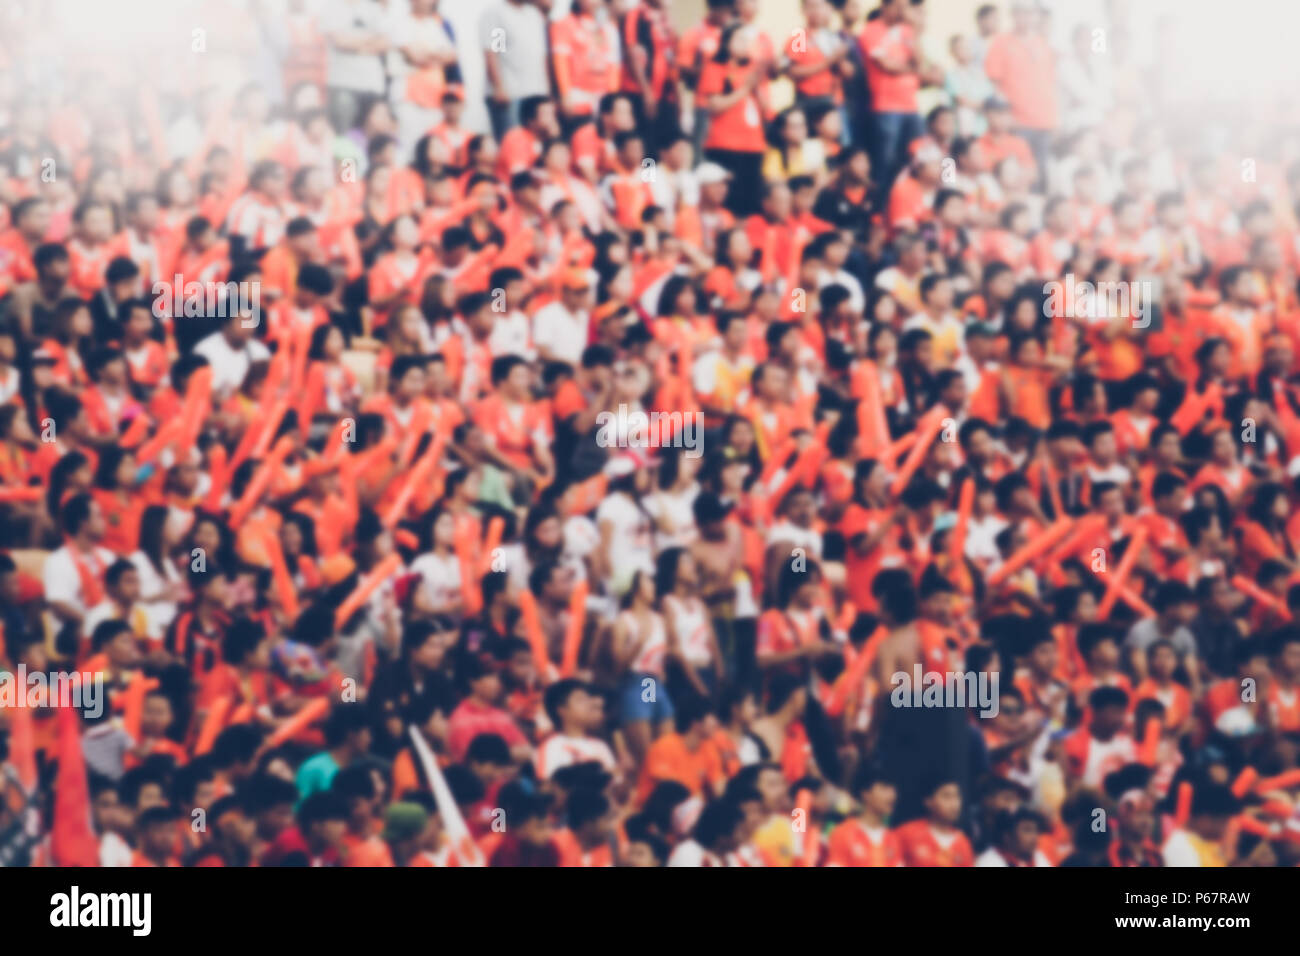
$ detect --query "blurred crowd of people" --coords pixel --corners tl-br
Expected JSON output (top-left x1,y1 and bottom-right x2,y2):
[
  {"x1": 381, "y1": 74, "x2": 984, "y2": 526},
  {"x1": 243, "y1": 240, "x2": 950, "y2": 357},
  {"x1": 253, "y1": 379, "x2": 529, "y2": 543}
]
[{"x1": 2, "y1": 0, "x2": 1300, "y2": 867}]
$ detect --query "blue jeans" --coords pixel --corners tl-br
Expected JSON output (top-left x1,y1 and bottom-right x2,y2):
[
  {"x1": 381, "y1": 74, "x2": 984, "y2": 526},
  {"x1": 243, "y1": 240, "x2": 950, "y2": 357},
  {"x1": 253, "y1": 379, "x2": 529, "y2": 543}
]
[
  {"x1": 486, "y1": 98, "x2": 523, "y2": 141},
  {"x1": 872, "y1": 110, "x2": 924, "y2": 199},
  {"x1": 620, "y1": 672, "x2": 675, "y2": 725}
]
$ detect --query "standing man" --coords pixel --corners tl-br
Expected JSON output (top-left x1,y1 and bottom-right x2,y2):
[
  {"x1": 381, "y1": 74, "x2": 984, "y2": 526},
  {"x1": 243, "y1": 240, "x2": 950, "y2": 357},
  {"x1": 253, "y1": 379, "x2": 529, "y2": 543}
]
[
  {"x1": 983, "y1": 0, "x2": 1058, "y2": 188},
  {"x1": 320, "y1": 0, "x2": 391, "y2": 134},
  {"x1": 857, "y1": 0, "x2": 922, "y2": 199},
  {"x1": 620, "y1": 0, "x2": 680, "y2": 152},
  {"x1": 480, "y1": 0, "x2": 552, "y2": 139}
]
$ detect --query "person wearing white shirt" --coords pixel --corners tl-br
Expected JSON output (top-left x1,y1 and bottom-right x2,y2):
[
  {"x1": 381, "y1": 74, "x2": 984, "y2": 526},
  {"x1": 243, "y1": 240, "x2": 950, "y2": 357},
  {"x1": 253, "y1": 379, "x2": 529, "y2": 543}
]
[
  {"x1": 595, "y1": 460, "x2": 656, "y2": 596},
  {"x1": 488, "y1": 309, "x2": 533, "y2": 358},
  {"x1": 531, "y1": 272, "x2": 592, "y2": 366},
  {"x1": 975, "y1": 845, "x2": 1053, "y2": 866},
  {"x1": 385, "y1": 0, "x2": 462, "y2": 150},
  {"x1": 667, "y1": 839, "x2": 726, "y2": 867},
  {"x1": 479, "y1": 0, "x2": 551, "y2": 137},
  {"x1": 130, "y1": 544, "x2": 182, "y2": 641},
  {"x1": 1056, "y1": 23, "x2": 1114, "y2": 133},
  {"x1": 534, "y1": 681, "x2": 618, "y2": 779},
  {"x1": 974, "y1": 809, "x2": 1053, "y2": 866},
  {"x1": 193, "y1": 316, "x2": 271, "y2": 396},
  {"x1": 644, "y1": 454, "x2": 701, "y2": 551},
  {"x1": 320, "y1": 0, "x2": 391, "y2": 130},
  {"x1": 42, "y1": 494, "x2": 115, "y2": 651},
  {"x1": 487, "y1": 272, "x2": 534, "y2": 360}
]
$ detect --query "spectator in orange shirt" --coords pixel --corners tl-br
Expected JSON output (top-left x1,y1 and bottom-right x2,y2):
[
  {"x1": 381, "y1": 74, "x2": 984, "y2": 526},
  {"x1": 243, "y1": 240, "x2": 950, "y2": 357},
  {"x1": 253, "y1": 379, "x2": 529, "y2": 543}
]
[
  {"x1": 131, "y1": 805, "x2": 183, "y2": 867},
  {"x1": 894, "y1": 777, "x2": 975, "y2": 866},
  {"x1": 699, "y1": 25, "x2": 769, "y2": 217},
  {"x1": 553, "y1": 787, "x2": 616, "y2": 866},
  {"x1": 497, "y1": 96, "x2": 559, "y2": 181},
  {"x1": 858, "y1": 0, "x2": 924, "y2": 196},
  {"x1": 828, "y1": 764, "x2": 903, "y2": 866},
  {"x1": 636, "y1": 697, "x2": 726, "y2": 804},
  {"x1": 983, "y1": 0, "x2": 1057, "y2": 186}
]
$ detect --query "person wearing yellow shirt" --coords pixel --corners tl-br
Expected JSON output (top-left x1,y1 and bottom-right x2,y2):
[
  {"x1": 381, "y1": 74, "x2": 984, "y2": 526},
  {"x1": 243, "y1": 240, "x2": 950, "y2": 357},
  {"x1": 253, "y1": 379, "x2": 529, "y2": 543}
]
[
  {"x1": 904, "y1": 274, "x2": 965, "y2": 368},
  {"x1": 762, "y1": 108, "x2": 827, "y2": 183},
  {"x1": 1161, "y1": 782, "x2": 1237, "y2": 866}
]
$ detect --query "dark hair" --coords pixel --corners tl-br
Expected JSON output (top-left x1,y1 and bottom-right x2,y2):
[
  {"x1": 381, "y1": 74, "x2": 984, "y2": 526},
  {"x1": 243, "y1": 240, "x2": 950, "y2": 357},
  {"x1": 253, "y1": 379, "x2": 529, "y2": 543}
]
[
  {"x1": 692, "y1": 799, "x2": 743, "y2": 849},
  {"x1": 323, "y1": 703, "x2": 370, "y2": 748},
  {"x1": 104, "y1": 558, "x2": 136, "y2": 590},
  {"x1": 296, "y1": 790, "x2": 348, "y2": 829},
  {"x1": 1089, "y1": 685, "x2": 1130, "y2": 712},
  {"x1": 91, "y1": 619, "x2": 132, "y2": 652},
  {"x1": 543, "y1": 678, "x2": 587, "y2": 728},
  {"x1": 61, "y1": 492, "x2": 95, "y2": 537},
  {"x1": 566, "y1": 787, "x2": 610, "y2": 830},
  {"x1": 673, "y1": 695, "x2": 713, "y2": 734},
  {"x1": 222, "y1": 619, "x2": 266, "y2": 665},
  {"x1": 872, "y1": 568, "x2": 918, "y2": 624}
]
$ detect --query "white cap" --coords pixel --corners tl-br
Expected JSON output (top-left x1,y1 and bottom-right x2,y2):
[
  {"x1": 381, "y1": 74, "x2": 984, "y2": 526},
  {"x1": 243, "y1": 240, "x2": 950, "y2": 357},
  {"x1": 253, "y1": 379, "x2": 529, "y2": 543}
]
[
  {"x1": 603, "y1": 454, "x2": 638, "y2": 478},
  {"x1": 694, "y1": 162, "x2": 733, "y2": 186},
  {"x1": 913, "y1": 143, "x2": 944, "y2": 166}
]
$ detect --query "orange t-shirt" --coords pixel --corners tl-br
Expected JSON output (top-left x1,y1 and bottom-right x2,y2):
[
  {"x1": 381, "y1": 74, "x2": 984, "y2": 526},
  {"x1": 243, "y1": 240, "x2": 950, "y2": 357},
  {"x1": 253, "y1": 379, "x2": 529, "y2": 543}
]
[
  {"x1": 893, "y1": 820, "x2": 974, "y2": 867},
  {"x1": 984, "y1": 32, "x2": 1058, "y2": 130},
  {"x1": 635, "y1": 732, "x2": 724, "y2": 805},
  {"x1": 827, "y1": 819, "x2": 902, "y2": 867},
  {"x1": 698, "y1": 61, "x2": 766, "y2": 154},
  {"x1": 552, "y1": 828, "x2": 615, "y2": 867},
  {"x1": 858, "y1": 19, "x2": 919, "y2": 114}
]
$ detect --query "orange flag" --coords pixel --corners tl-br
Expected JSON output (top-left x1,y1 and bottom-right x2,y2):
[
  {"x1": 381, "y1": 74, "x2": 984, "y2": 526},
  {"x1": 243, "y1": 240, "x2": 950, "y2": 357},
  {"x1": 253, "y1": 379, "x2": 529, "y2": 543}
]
[
  {"x1": 1096, "y1": 526, "x2": 1150, "y2": 618},
  {"x1": 334, "y1": 552, "x2": 403, "y2": 630},
  {"x1": 51, "y1": 701, "x2": 99, "y2": 866},
  {"x1": 986, "y1": 517, "x2": 1074, "y2": 589},
  {"x1": 826, "y1": 625, "x2": 888, "y2": 717},
  {"x1": 517, "y1": 589, "x2": 553, "y2": 679},
  {"x1": 560, "y1": 579, "x2": 589, "y2": 677},
  {"x1": 261, "y1": 527, "x2": 300, "y2": 623},
  {"x1": 266, "y1": 697, "x2": 331, "y2": 748},
  {"x1": 1231, "y1": 767, "x2": 1259, "y2": 798},
  {"x1": 479, "y1": 516, "x2": 505, "y2": 576},
  {"x1": 454, "y1": 518, "x2": 483, "y2": 616},
  {"x1": 854, "y1": 361, "x2": 890, "y2": 458},
  {"x1": 949, "y1": 477, "x2": 975, "y2": 570},
  {"x1": 122, "y1": 673, "x2": 161, "y2": 743},
  {"x1": 890, "y1": 404, "x2": 949, "y2": 496},
  {"x1": 195, "y1": 696, "x2": 233, "y2": 755},
  {"x1": 1173, "y1": 781, "x2": 1194, "y2": 828},
  {"x1": 228, "y1": 435, "x2": 295, "y2": 528}
]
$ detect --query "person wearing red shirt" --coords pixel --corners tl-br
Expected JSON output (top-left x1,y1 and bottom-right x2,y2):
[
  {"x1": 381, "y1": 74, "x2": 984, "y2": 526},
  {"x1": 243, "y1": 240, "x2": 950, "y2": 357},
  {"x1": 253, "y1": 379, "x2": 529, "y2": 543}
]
[
  {"x1": 66, "y1": 201, "x2": 126, "y2": 300},
  {"x1": 551, "y1": 0, "x2": 621, "y2": 123},
  {"x1": 224, "y1": 160, "x2": 288, "y2": 257},
  {"x1": 858, "y1": 0, "x2": 923, "y2": 196},
  {"x1": 678, "y1": 0, "x2": 735, "y2": 157},
  {"x1": 131, "y1": 806, "x2": 183, "y2": 867},
  {"x1": 976, "y1": 99, "x2": 1038, "y2": 187},
  {"x1": 0, "y1": 196, "x2": 50, "y2": 295},
  {"x1": 894, "y1": 778, "x2": 975, "y2": 866},
  {"x1": 887, "y1": 146, "x2": 943, "y2": 233},
  {"x1": 620, "y1": 0, "x2": 678, "y2": 148},
  {"x1": 699, "y1": 25, "x2": 768, "y2": 216},
  {"x1": 828, "y1": 766, "x2": 903, "y2": 866},
  {"x1": 784, "y1": 0, "x2": 851, "y2": 107},
  {"x1": 446, "y1": 656, "x2": 530, "y2": 763},
  {"x1": 496, "y1": 96, "x2": 559, "y2": 181},
  {"x1": 1269, "y1": 630, "x2": 1300, "y2": 734},
  {"x1": 983, "y1": 1, "x2": 1058, "y2": 186},
  {"x1": 552, "y1": 788, "x2": 616, "y2": 866}
]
